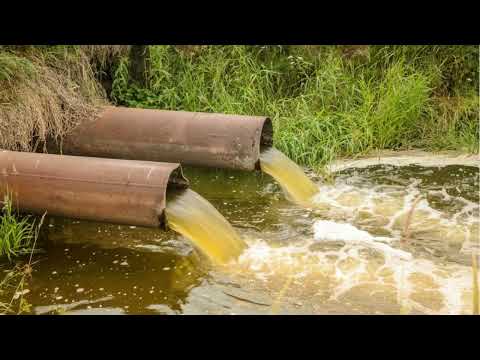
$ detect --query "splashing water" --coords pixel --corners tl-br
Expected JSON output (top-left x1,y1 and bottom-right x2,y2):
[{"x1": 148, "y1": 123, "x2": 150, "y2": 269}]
[
  {"x1": 220, "y1": 165, "x2": 480, "y2": 314},
  {"x1": 165, "y1": 189, "x2": 246, "y2": 265},
  {"x1": 260, "y1": 148, "x2": 319, "y2": 206},
  {"x1": 17, "y1": 161, "x2": 479, "y2": 315},
  {"x1": 313, "y1": 220, "x2": 412, "y2": 260},
  {"x1": 231, "y1": 237, "x2": 475, "y2": 314},
  {"x1": 166, "y1": 146, "x2": 320, "y2": 266}
]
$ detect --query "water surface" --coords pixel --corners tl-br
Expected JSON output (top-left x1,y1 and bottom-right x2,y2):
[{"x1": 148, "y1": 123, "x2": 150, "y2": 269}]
[{"x1": 2, "y1": 163, "x2": 478, "y2": 314}]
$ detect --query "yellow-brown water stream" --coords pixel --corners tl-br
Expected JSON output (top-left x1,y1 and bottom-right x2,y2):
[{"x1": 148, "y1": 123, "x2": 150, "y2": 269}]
[
  {"x1": 165, "y1": 189, "x2": 246, "y2": 265},
  {"x1": 259, "y1": 148, "x2": 319, "y2": 206},
  {"x1": 164, "y1": 148, "x2": 318, "y2": 265}
]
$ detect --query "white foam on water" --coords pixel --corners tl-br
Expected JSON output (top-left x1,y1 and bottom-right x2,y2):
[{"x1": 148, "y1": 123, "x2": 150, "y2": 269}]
[
  {"x1": 232, "y1": 236, "x2": 475, "y2": 314},
  {"x1": 311, "y1": 177, "x2": 479, "y2": 248},
  {"x1": 228, "y1": 166, "x2": 478, "y2": 314},
  {"x1": 313, "y1": 220, "x2": 412, "y2": 260}
]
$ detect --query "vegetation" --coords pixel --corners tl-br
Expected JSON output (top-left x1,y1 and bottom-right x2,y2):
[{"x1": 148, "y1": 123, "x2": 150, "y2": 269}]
[
  {"x1": 0, "y1": 195, "x2": 38, "y2": 260},
  {"x1": 0, "y1": 45, "x2": 125, "y2": 315},
  {"x1": 0, "y1": 262, "x2": 34, "y2": 314},
  {"x1": 0, "y1": 45, "x2": 125, "y2": 152},
  {"x1": 0, "y1": 195, "x2": 45, "y2": 314},
  {"x1": 0, "y1": 45, "x2": 477, "y2": 169},
  {"x1": 0, "y1": 45, "x2": 478, "y2": 315},
  {"x1": 110, "y1": 45, "x2": 479, "y2": 170}
]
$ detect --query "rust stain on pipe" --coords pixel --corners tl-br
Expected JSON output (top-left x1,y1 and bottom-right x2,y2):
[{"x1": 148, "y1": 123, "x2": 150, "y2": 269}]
[
  {"x1": 56, "y1": 106, "x2": 273, "y2": 171},
  {"x1": 0, "y1": 150, "x2": 188, "y2": 228}
]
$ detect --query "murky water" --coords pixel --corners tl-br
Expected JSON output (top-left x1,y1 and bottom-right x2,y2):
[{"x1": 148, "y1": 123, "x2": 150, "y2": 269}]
[
  {"x1": 1, "y1": 162, "x2": 479, "y2": 314},
  {"x1": 165, "y1": 189, "x2": 246, "y2": 265}
]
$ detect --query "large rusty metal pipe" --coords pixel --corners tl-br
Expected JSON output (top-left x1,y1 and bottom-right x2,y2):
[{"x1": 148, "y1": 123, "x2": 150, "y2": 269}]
[
  {"x1": 55, "y1": 106, "x2": 273, "y2": 171},
  {"x1": 0, "y1": 150, "x2": 188, "y2": 228}
]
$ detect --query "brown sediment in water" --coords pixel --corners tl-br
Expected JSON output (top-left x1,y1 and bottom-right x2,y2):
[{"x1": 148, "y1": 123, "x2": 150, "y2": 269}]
[
  {"x1": 259, "y1": 147, "x2": 319, "y2": 206},
  {"x1": 165, "y1": 189, "x2": 246, "y2": 265}
]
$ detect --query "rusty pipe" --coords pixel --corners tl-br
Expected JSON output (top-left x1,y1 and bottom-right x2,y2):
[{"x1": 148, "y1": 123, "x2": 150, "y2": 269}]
[
  {"x1": 0, "y1": 150, "x2": 188, "y2": 228},
  {"x1": 54, "y1": 106, "x2": 273, "y2": 171}
]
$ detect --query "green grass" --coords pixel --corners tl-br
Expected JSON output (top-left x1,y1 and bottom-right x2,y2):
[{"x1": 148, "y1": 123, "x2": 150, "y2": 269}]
[
  {"x1": 110, "y1": 45, "x2": 479, "y2": 170},
  {"x1": 0, "y1": 195, "x2": 45, "y2": 314},
  {"x1": 0, "y1": 52, "x2": 36, "y2": 83},
  {"x1": 0, "y1": 195, "x2": 37, "y2": 261}
]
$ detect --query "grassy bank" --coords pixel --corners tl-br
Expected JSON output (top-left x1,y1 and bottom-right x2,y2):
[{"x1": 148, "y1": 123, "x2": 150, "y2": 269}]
[
  {"x1": 0, "y1": 45, "x2": 128, "y2": 152},
  {"x1": 110, "y1": 45, "x2": 479, "y2": 170},
  {"x1": 0, "y1": 196, "x2": 45, "y2": 314},
  {"x1": 0, "y1": 45, "x2": 477, "y2": 168}
]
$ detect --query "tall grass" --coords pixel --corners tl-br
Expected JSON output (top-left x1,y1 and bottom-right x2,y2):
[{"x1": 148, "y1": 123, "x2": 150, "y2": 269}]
[{"x1": 111, "y1": 45, "x2": 479, "y2": 170}]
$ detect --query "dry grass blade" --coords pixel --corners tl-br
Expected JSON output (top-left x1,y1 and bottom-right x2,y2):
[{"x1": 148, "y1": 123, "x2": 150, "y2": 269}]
[
  {"x1": 13, "y1": 212, "x2": 46, "y2": 314},
  {"x1": 0, "y1": 46, "x2": 107, "y2": 153},
  {"x1": 80, "y1": 45, "x2": 130, "y2": 70},
  {"x1": 401, "y1": 195, "x2": 423, "y2": 243}
]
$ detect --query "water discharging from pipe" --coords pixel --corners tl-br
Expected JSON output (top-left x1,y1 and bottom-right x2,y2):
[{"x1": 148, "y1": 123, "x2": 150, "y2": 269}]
[
  {"x1": 259, "y1": 147, "x2": 319, "y2": 206},
  {"x1": 165, "y1": 189, "x2": 247, "y2": 265},
  {"x1": 165, "y1": 147, "x2": 318, "y2": 266}
]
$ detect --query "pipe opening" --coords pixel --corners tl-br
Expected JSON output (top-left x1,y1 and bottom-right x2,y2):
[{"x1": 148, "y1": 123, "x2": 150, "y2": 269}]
[
  {"x1": 167, "y1": 166, "x2": 189, "y2": 191},
  {"x1": 160, "y1": 166, "x2": 189, "y2": 230},
  {"x1": 260, "y1": 117, "x2": 273, "y2": 150},
  {"x1": 255, "y1": 117, "x2": 274, "y2": 170}
]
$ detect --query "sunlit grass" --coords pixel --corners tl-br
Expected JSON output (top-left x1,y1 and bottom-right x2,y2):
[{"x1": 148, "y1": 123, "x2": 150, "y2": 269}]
[{"x1": 110, "y1": 45, "x2": 479, "y2": 170}]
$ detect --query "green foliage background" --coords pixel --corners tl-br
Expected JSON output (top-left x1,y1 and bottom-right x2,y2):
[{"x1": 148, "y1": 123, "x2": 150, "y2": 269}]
[{"x1": 110, "y1": 45, "x2": 479, "y2": 169}]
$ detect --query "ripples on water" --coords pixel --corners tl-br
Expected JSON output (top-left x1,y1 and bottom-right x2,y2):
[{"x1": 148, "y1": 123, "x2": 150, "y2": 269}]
[
  {"x1": 228, "y1": 164, "x2": 479, "y2": 314},
  {"x1": 3, "y1": 163, "x2": 478, "y2": 314}
]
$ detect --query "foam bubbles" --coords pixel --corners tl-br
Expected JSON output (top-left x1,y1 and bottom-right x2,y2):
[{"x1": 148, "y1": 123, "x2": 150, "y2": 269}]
[{"x1": 228, "y1": 164, "x2": 479, "y2": 314}]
